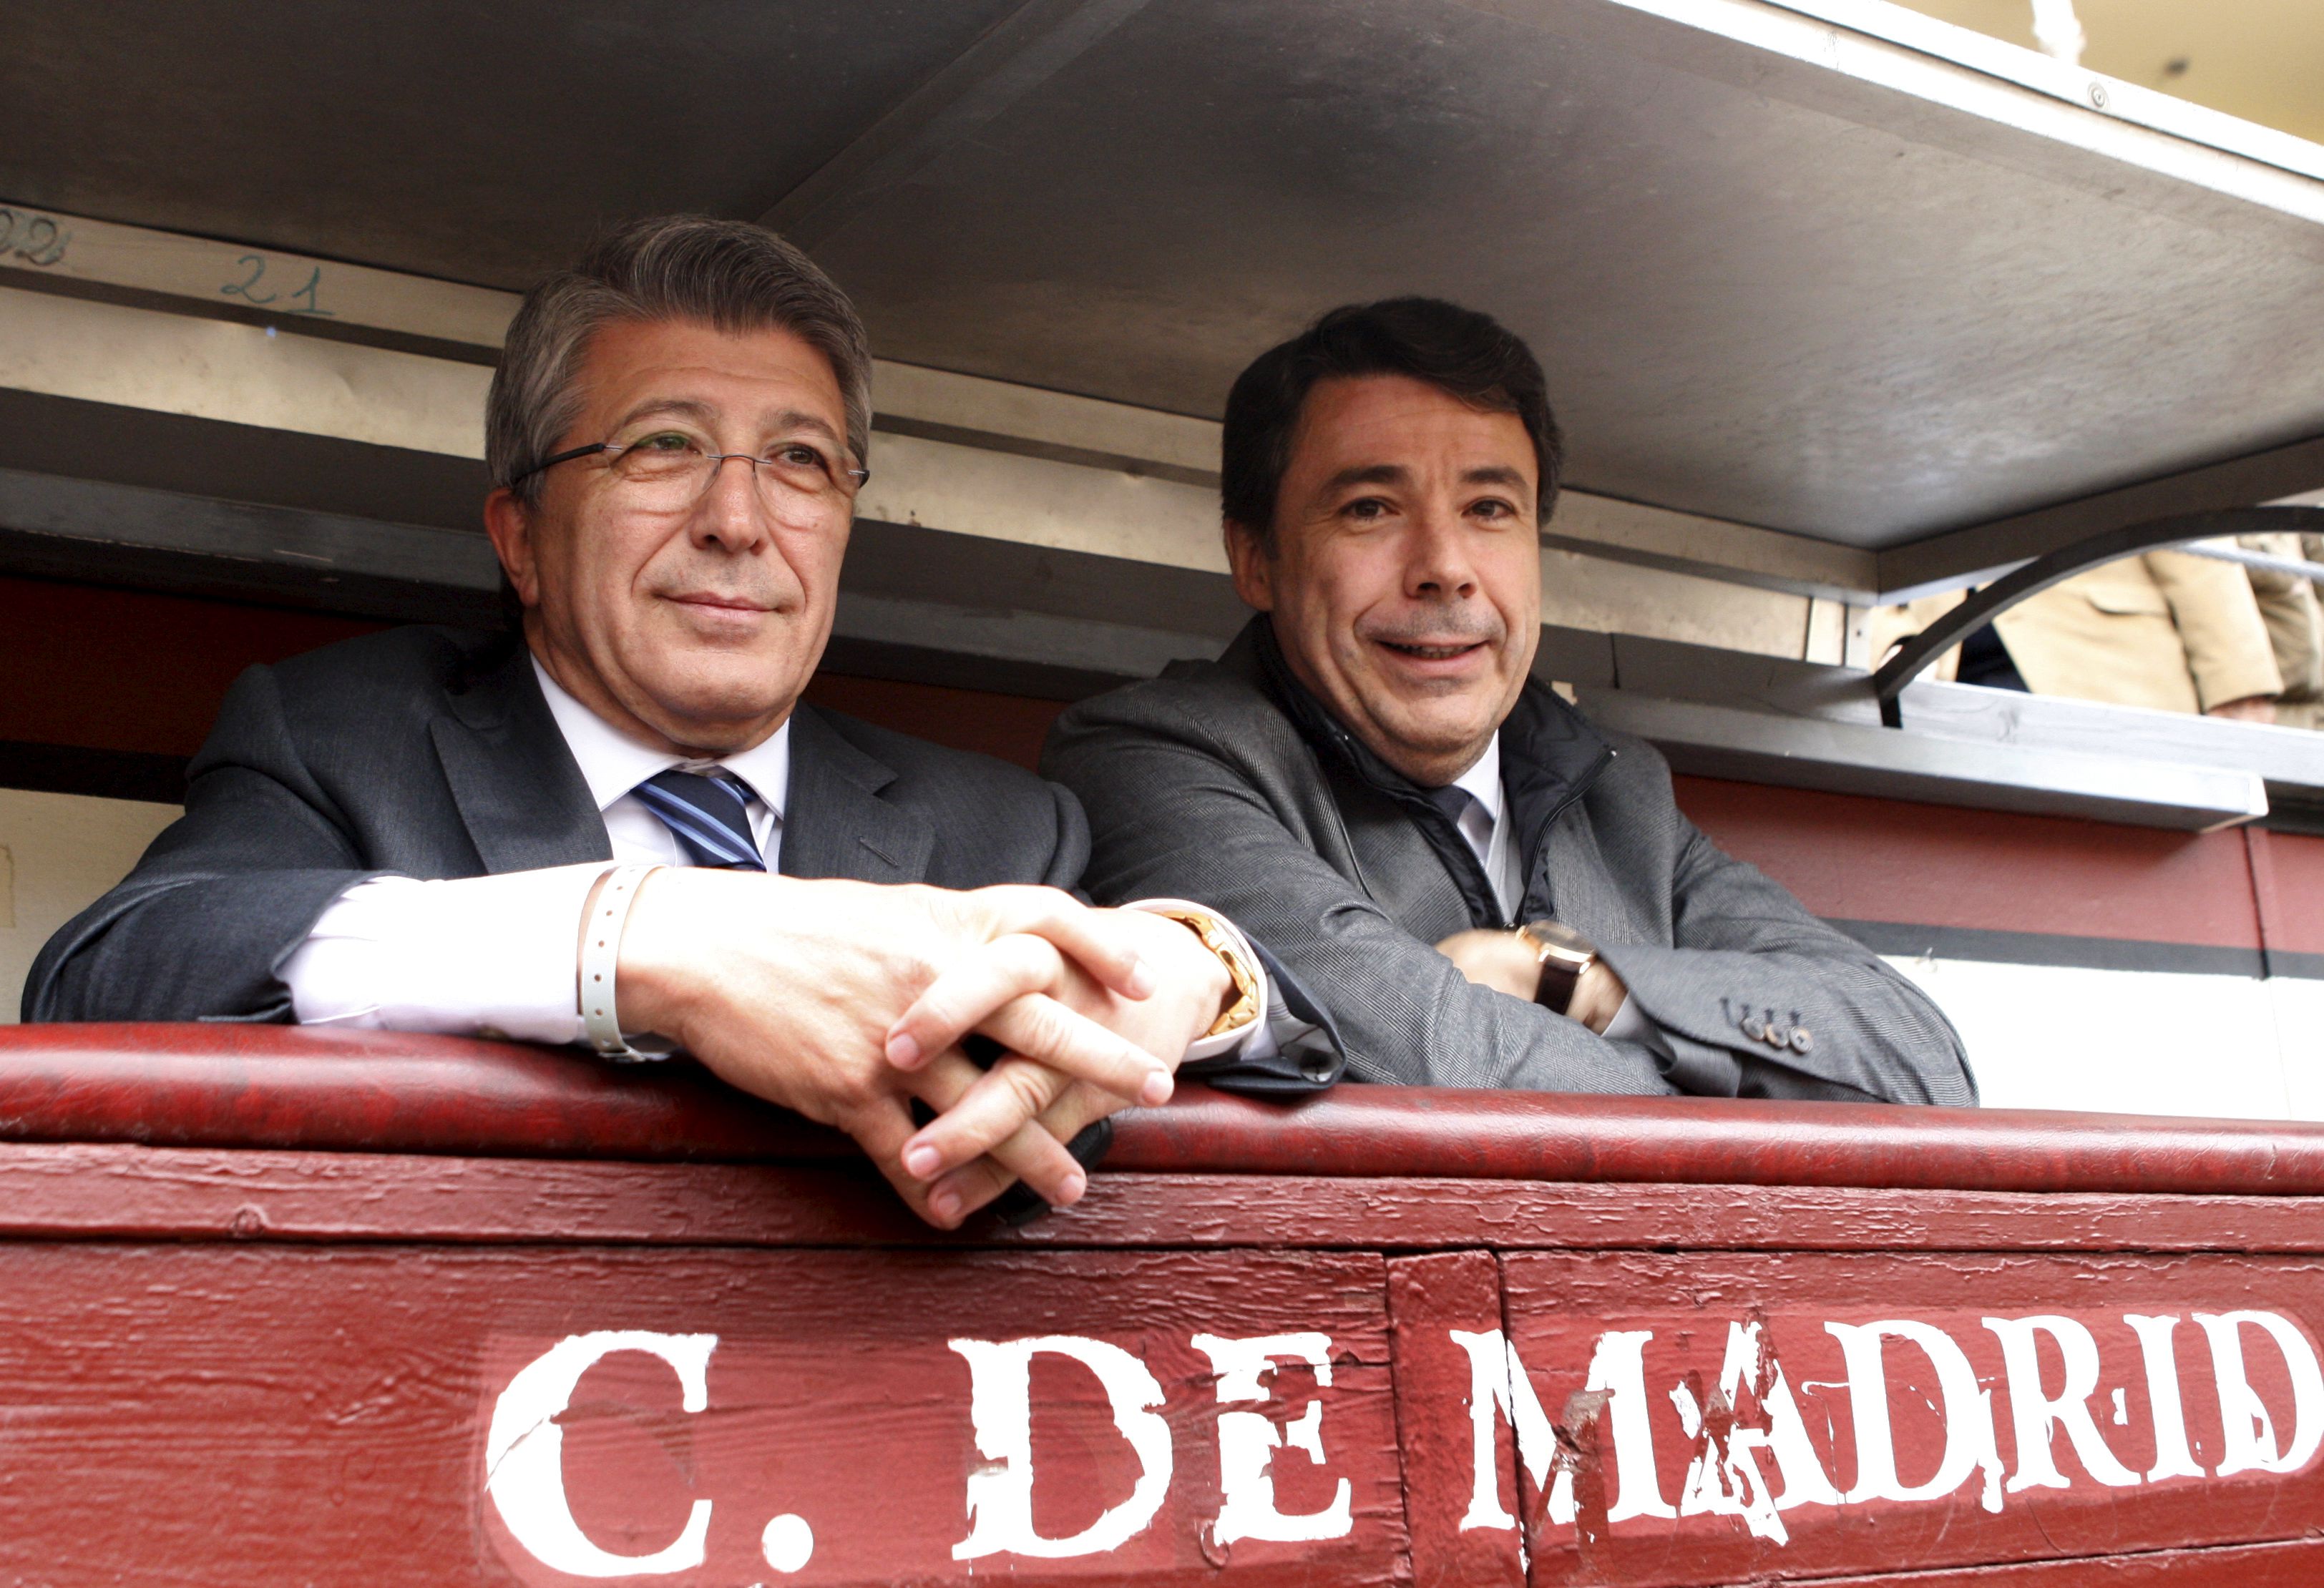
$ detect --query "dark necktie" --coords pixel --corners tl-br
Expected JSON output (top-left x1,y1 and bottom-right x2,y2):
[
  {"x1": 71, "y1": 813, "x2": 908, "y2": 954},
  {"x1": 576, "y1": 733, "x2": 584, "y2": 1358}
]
[
  {"x1": 633, "y1": 768, "x2": 766, "y2": 871},
  {"x1": 1424, "y1": 783, "x2": 1480, "y2": 829},
  {"x1": 1427, "y1": 783, "x2": 1503, "y2": 906}
]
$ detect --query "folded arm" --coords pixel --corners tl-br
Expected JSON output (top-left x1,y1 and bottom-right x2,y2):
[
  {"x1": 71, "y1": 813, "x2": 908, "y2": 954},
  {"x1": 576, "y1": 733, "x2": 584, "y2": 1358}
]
[
  {"x1": 1050, "y1": 698, "x2": 1972, "y2": 1105},
  {"x1": 1049, "y1": 713, "x2": 1678, "y2": 1094},
  {"x1": 1588, "y1": 822, "x2": 1975, "y2": 1105}
]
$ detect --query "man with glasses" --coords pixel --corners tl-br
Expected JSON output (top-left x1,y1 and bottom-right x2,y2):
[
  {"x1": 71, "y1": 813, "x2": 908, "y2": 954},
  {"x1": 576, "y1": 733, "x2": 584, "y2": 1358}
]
[{"x1": 26, "y1": 217, "x2": 1337, "y2": 1227}]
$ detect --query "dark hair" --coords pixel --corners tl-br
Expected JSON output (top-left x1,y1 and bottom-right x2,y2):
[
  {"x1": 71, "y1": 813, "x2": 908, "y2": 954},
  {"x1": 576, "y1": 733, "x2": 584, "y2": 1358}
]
[{"x1": 1219, "y1": 298, "x2": 1562, "y2": 544}]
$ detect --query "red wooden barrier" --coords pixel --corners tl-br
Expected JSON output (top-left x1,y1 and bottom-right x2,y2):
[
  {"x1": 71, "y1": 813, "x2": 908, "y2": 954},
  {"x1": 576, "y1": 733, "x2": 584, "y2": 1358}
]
[{"x1": 0, "y1": 1025, "x2": 2318, "y2": 1587}]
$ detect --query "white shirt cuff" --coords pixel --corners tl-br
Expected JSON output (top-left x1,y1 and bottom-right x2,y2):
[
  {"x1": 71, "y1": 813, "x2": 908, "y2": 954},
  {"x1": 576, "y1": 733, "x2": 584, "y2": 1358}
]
[
  {"x1": 282, "y1": 865, "x2": 610, "y2": 1044},
  {"x1": 1603, "y1": 992, "x2": 1674, "y2": 1059}
]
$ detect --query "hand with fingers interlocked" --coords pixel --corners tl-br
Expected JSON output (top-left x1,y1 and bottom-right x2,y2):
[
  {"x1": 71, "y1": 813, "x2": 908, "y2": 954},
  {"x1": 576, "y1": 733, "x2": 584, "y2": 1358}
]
[
  {"x1": 609, "y1": 870, "x2": 1231, "y2": 1228},
  {"x1": 881, "y1": 905, "x2": 1232, "y2": 1224}
]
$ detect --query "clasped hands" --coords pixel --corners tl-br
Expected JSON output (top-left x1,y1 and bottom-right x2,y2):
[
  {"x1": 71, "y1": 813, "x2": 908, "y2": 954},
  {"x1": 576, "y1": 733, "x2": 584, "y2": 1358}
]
[{"x1": 612, "y1": 870, "x2": 1232, "y2": 1228}]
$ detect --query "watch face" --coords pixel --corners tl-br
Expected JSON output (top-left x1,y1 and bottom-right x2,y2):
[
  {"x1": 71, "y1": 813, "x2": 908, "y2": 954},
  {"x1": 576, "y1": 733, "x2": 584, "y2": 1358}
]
[{"x1": 1524, "y1": 919, "x2": 1596, "y2": 956}]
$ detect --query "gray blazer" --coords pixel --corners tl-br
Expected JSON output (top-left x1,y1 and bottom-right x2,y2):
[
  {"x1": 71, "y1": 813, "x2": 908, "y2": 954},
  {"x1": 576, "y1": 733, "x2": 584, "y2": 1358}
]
[
  {"x1": 1044, "y1": 621, "x2": 1974, "y2": 1105},
  {"x1": 26, "y1": 627, "x2": 1336, "y2": 1099}
]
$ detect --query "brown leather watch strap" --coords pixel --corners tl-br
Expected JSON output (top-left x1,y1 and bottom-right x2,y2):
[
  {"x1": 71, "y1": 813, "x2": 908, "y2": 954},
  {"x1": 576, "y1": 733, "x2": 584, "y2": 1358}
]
[
  {"x1": 1534, "y1": 955, "x2": 1582, "y2": 1016},
  {"x1": 1516, "y1": 920, "x2": 1597, "y2": 1017}
]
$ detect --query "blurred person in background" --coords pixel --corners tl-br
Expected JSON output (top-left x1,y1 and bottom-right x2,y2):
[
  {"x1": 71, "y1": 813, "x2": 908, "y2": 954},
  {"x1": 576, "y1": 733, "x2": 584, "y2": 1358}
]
[
  {"x1": 1867, "y1": 546, "x2": 2282, "y2": 722},
  {"x1": 2237, "y1": 530, "x2": 2324, "y2": 730}
]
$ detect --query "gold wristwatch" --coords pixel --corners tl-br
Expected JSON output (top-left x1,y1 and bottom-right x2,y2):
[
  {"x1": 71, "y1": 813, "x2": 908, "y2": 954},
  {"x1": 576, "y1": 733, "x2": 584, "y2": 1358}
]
[
  {"x1": 1515, "y1": 919, "x2": 1597, "y2": 1016},
  {"x1": 1148, "y1": 907, "x2": 1263, "y2": 1038}
]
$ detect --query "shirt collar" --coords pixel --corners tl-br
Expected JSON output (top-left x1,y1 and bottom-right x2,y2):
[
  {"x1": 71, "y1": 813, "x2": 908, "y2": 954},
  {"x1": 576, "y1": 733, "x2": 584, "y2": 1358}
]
[
  {"x1": 1449, "y1": 732, "x2": 1505, "y2": 826},
  {"x1": 531, "y1": 655, "x2": 791, "y2": 815}
]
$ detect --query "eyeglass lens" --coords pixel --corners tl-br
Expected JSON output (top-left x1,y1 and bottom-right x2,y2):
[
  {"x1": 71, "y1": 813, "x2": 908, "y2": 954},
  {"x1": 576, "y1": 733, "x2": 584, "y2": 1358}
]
[{"x1": 607, "y1": 435, "x2": 862, "y2": 506}]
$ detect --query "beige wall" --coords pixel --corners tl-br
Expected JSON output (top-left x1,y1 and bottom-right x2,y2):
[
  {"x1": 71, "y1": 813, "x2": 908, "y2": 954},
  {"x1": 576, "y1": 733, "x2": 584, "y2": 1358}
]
[{"x1": 0, "y1": 790, "x2": 177, "y2": 1022}]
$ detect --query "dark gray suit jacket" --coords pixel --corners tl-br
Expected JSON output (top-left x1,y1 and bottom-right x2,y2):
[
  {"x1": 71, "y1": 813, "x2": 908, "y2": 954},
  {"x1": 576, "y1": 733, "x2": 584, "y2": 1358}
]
[
  {"x1": 1044, "y1": 621, "x2": 1975, "y2": 1106},
  {"x1": 26, "y1": 627, "x2": 1336, "y2": 1097}
]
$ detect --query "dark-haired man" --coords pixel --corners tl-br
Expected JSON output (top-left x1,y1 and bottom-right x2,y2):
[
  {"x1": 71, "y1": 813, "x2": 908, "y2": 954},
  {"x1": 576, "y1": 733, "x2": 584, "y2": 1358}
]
[
  {"x1": 1045, "y1": 299, "x2": 1972, "y2": 1103},
  {"x1": 28, "y1": 217, "x2": 1338, "y2": 1227}
]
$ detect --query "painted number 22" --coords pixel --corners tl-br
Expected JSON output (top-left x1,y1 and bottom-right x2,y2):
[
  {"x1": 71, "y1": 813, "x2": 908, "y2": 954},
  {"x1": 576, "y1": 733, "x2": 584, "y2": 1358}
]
[
  {"x1": 222, "y1": 255, "x2": 333, "y2": 317},
  {"x1": 0, "y1": 210, "x2": 69, "y2": 268}
]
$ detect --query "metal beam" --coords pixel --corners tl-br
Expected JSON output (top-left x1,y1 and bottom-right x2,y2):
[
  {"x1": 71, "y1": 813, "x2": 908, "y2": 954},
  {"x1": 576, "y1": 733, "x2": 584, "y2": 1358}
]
[
  {"x1": 0, "y1": 199, "x2": 519, "y2": 353},
  {"x1": 0, "y1": 466, "x2": 499, "y2": 624},
  {"x1": 1580, "y1": 0, "x2": 2324, "y2": 217},
  {"x1": 759, "y1": 0, "x2": 1161, "y2": 250},
  {"x1": 0, "y1": 285, "x2": 491, "y2": 459},
  {"x1": 5, "y1": 461, "x2": 2304, "y2": 826},
  {"x1": 1546, "y1": 491, "x2": 1875, "y2": 600},
  {"x1": 1578, "y1": 689, "x2": 2269, "y2": 832},
  {"x1": 1877, "y1": 433, "x2": 2324, "y2": 599},
  {"x1": 1595, "y1": 624, "x2": 2324, "y2": 800},
  {"x1": 2181, "y1": 541, "x2": 2324, "y2": 584},
  {"x1": 870, "y1": 361, "x2": 1217, "y2": 486},
  {"x1": 0, "y1": 280, "x2": 1844, "y2": 656},
  {"x1": 0, "y1": 212, "x2": 1888, "y2": 597}
]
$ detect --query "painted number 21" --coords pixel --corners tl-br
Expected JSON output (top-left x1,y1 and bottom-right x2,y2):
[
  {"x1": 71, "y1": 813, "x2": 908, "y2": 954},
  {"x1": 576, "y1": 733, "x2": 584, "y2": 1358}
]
[{"x1": 222, "y1": 254, "x2": 333, "y2": 317}]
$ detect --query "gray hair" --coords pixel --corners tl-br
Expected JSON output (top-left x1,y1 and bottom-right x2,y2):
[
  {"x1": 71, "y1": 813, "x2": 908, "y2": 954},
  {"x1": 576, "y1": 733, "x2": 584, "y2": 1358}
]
[{"x1": 487, "y1": 215, "x2": 873, "y2": 504}]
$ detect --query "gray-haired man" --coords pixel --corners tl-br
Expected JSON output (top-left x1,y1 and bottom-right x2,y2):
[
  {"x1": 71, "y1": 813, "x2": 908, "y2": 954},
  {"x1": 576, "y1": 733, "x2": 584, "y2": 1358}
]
[{"x1": 28, "y1": 217, "x2": 1337, "y2": 1226}]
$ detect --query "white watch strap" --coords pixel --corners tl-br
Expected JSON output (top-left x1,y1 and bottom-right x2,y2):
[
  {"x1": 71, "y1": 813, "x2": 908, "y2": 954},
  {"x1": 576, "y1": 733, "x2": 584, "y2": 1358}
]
[{"x1": 579, "y1": 863, "x2": 668, "y2": 1062}]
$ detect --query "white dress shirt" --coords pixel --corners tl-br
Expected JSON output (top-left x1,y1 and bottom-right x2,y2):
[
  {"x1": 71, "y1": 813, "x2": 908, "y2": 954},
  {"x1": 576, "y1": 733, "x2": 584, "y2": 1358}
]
[
  {"x1": 1444, "y1": 733, "x2": 1664, "y2": 1051},
  {"x1": 283, "y1": 660, "x2": 1287, "y2": 1060},
  {"x1": 537, "y1": 658, "x2": 790, "y2": 868}
]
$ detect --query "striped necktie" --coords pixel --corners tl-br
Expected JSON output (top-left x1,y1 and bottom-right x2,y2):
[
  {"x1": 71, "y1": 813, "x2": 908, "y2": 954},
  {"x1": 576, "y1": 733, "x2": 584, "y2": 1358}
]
[{"x1": 633, "y1": 768, "x2": 766, "y2": 871}]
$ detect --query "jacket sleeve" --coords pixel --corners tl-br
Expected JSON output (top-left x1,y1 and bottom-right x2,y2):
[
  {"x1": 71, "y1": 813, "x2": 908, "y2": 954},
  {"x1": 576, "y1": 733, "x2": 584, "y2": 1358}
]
[
  {"x1": 24, "y1": 665, "x2": 379, "y2": 1023},
  {"x1": 2236, "y1": 532, "x2": 2323, "y2": 702},
  {"x1": 1040, "y1": 770, "x2": 1343, "y2": 1096},
  {"x1": 1590, "y1": 808, "x2": 1978, "y2": 1107},
  {"x1": 1178, "y1": 941, "x2": 1346, "y2": 1097},
  {"x1": 1039, "y1": 778, "x2": 1095, "y2": 893},
  {"x1": 1045, "y1": 690, "x2": 1681, "y2": 1096},
  {"x1": 2150, "y1": 547, "x2": 2282, "y2": 712}
]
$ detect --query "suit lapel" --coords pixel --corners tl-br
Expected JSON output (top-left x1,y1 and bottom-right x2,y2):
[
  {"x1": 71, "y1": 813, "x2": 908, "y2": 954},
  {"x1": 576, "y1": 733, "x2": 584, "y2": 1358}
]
[
  {"x1": 1501, "y1": 682, "x2": 1615, "y2": 922},
  {"x1": 1219, "y1": 620, "x2": 1484, "y2": 939},
  {"x1": 1330, "y1": 763, "x2": 1476, "y2": 944},
  {"x1": 430, "y1": 639, "x2": 612, "y2": 874},
  {"x1": 780, "y1": 705, "x2": 934, "y2": 883}
]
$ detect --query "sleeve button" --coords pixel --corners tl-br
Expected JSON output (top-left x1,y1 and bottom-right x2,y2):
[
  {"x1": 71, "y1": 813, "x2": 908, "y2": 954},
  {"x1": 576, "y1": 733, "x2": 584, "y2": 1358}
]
[
  {"x1": 1741, "y1": 1014, "x2": 1768, "y2": 1041},
  {"x1": 1790, "y1": 1027, "x2": 1815, "y2": 1054}
]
